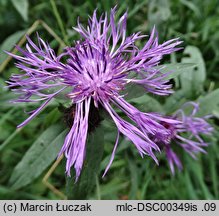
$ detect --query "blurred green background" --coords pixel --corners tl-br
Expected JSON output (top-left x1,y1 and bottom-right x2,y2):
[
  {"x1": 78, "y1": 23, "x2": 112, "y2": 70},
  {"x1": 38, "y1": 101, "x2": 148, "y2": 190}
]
[{"x1": 0, "y1": 0, "x2": 219, "y2": 200}]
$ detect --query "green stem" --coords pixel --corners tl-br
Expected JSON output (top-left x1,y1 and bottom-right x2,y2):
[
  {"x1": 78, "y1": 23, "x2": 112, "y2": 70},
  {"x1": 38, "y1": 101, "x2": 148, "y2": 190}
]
[
  {"x1": 66, "y1": 126, "x2": 104, "y2": 199},
  {"x1": 0, "y1": 128, "x2": 22, "y2": 152},
  {"x1": 96, "y1": 175, "x2": 101, "y2": 200},
  {"x1": 50, "y1": 0, "x2": 69, "y2": 45}
]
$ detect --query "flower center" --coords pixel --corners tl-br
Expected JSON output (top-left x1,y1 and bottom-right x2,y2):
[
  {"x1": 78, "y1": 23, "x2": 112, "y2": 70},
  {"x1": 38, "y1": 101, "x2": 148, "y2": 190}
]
[{"x1": 65, "y1": 43, "x2": 126, "y2": 104}]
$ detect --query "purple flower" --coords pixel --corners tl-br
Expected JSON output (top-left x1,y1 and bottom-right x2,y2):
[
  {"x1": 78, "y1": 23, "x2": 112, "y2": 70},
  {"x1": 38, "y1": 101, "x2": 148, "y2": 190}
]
[
  {"x1": 155, "y1": 102, "x2": 213, "y2": 174},
  {"x1": 7, "y1": 7, "x2": 182, "y2": 180}
]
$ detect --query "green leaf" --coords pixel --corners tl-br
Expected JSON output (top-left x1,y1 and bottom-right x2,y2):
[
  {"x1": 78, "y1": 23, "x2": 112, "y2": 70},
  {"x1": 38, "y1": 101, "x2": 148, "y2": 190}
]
[
  {"x1": 98, "y1": 179, "x2": 129, "y2": 198},
  {"x1": 9, "y1": 125, "x2": 66, "y2": 190},
  {"x1": 148, "y1": 0, "x2": 171, "y2": 25},
  {"x1": 186, "y1": 155, "x2": 213, "y2": 199},
  {"x1": 0, "y1": 30, "x2": 26, "y2": 64},
  {"x1": 11, "y1": 0, "x2": 29, "y2": 21},
  {"x1": 0, "y1": 185, "x2": 45, "y2": 199},
  {"x1": 159, "y1": 63, "x2": 197, "y2": 80},
  {"x1": 66, "y1": 125, "x2": 104, "y2": 199},
  {"x1": 180, "y1": 46, "x2": 206, "y2": 95},
  {"x1": 124, "y1": 84, "x2": 146, "y2": 100},
  {"x1": 127, "y1": 156, "x2": 138, "y2": 199},
  {"x1": 128, "y1": 94, "x2": 163, "y2": 112},
  {"x1": 140, "y1": 164, "x2": 154, "y2": 199},
  {"x1": 183, "y1": 171, "x2": 198, "y2": 199},
  {"x1": 0, "y1": 107, "x2": 17, "y2": 128},
  {"x1": 208, "y1": 147, "x2": 219, "y2": 198},
  {"x1": 179, "y1": 0, "x2": 201, "y2": 17},
  {"x1": 164, "y1": 89, "x2": 188, "y2": 113},
  {"x1": 128, "y1": 0, "x2": 148, "y2": 18},
  {"x1": 125, "y1": 63, "x2": 195, "y2": 101},
  {"x1": 198, "y1": 89, "x2": 219, "y2": 116}
]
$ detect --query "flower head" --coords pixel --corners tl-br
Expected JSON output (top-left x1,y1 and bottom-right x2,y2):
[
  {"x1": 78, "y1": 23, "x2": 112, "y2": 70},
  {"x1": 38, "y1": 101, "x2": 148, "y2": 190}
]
[
  {"x1": 155, "y1": 102, "x2": 213, "y2": 174},
  {"x1": 7, "y1": 7, "x2": 182, "y2": 180}
]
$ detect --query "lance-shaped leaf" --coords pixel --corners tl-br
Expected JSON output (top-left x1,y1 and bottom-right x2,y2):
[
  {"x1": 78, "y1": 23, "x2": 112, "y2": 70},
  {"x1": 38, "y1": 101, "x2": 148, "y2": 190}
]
[
  {"x1": 180, "y1": 46, "x2": 206, "y2": 95},
  {"x1": 126, "y1": 63, "x2": 196, "y2": 100},
  {"x1": 198, "y1": 89, "x2": 219, "y2": 116},
  {"x1": 9, "y1": 125, "x2": 67, "y2": 190}
]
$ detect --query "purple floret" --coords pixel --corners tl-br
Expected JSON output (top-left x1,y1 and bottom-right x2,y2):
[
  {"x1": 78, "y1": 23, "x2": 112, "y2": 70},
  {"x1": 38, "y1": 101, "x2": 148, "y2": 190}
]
[
  {"x1": 7, "y1": 7, "x2": 189, "y2": 180},
  {"x1": 155, "y1": 102, "x2": 213, "y2": 174}
]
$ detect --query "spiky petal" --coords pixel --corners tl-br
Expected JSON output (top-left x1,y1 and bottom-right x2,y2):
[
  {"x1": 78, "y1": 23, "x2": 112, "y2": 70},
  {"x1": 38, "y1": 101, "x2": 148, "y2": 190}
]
[
  {"x1": 156, "y1": 102, "x2": 213, "y2": 173},
  {"x1": 7, "y1": 8, "x2": 183, "y2": 180}
]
